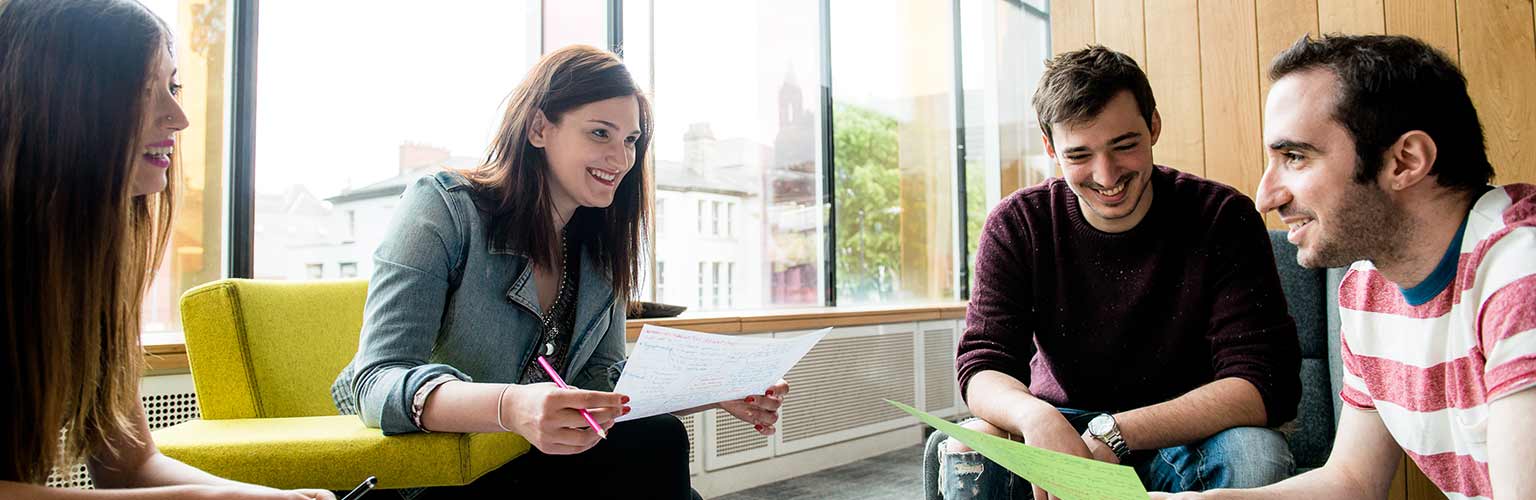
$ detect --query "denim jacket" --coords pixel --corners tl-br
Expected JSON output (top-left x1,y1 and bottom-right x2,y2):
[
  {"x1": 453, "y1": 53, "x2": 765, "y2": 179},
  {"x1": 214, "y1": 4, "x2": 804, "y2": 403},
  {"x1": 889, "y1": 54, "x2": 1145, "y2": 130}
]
[{"x1": 330, "y1": 171, "x2": 627, "y2": 435}]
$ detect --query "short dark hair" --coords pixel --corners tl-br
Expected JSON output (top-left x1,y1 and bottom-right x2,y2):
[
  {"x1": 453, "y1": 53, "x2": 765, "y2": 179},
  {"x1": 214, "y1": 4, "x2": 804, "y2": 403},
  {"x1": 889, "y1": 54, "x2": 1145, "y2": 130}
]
[
  {"x1": 1269, "y1": 34, "x2": 1493, "y2": 193},
  {"x1": 1032, "y1": 45, "x2": 1156, "y2": 141}
]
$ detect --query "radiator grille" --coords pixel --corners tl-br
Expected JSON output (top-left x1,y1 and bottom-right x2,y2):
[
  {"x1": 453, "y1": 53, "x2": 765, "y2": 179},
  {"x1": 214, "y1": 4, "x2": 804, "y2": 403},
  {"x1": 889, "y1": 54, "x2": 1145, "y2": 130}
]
[
  {"x1": 780, "y1": 331, "x2": 916, "y2": 443},
  {"x1": 924, "y1": 326, "x2": 957, "y2": 411},
  {"x1": 45, "y1": 464, "x2": 91, "y2": 490},
  {"x1": 683, "y1": 412, "x2": 698, "y2": 465},
  {"x1": 46, "y1": 390, "x2": 201, "y2": 489},
  {"x1": 144, "y1": 392, "x2": 202, "y2": 430}
]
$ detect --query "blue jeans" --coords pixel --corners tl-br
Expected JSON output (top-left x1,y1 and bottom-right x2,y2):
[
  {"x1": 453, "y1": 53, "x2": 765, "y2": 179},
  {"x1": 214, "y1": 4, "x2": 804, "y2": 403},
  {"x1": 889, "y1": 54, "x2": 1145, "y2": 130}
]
[{"x1": 940, "y1": 409, "x2": 1294, "y2": 499}]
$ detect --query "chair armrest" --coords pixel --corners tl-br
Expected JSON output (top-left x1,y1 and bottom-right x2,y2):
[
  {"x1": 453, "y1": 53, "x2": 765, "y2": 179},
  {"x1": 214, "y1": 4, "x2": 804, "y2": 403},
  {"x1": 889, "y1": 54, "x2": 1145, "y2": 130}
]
[{"x1": 153, "y1": 415, "x2": 529, "y2": 490}]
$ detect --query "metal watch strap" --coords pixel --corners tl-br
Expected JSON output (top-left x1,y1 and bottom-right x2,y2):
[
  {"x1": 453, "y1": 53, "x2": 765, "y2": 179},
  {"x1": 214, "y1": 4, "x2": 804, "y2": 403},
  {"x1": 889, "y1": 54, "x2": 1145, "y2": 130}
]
[{"x1": 1101, "y1": 429, "x2": 1131, "y2": 460}]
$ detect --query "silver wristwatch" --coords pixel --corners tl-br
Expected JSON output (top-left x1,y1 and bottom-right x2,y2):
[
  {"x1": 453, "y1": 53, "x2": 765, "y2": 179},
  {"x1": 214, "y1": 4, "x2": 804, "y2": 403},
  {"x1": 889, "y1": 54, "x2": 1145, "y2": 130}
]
[{"x1": 1086, "y1": 413, "x2": 1131, "y2": 461}]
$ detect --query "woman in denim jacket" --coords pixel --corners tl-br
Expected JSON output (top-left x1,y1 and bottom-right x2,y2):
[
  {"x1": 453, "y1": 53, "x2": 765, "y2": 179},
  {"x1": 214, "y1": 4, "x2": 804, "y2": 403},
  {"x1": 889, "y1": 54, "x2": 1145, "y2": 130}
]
[{"x1": 330, "y1": 46, "x2": 788, "y2": 498}]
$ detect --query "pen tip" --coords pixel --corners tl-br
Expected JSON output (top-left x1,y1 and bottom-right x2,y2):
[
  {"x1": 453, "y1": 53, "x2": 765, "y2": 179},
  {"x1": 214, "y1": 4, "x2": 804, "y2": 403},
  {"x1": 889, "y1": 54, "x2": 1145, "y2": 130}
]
[{"x1": 598, "y1": 428, "x2": 609, "y2": 439}]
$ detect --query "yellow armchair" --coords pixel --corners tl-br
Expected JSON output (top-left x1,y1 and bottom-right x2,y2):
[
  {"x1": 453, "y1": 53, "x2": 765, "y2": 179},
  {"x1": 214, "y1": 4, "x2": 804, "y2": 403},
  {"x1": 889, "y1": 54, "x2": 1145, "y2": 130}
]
[{"x1": 153, "y1": 279, "x2": 529, "y2": 490}]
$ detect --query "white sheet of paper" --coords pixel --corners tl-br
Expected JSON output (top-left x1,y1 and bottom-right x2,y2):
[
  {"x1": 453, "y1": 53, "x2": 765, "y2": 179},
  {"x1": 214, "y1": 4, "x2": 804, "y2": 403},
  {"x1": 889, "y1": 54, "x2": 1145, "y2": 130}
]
[{"x1": 613, "y1": 325, "x2": 830, "y2": 422}]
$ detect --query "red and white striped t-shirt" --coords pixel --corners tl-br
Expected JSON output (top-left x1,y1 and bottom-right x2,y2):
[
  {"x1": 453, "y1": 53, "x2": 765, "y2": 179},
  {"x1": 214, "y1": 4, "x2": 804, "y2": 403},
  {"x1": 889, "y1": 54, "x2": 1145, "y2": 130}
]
[{"x1": 1338, "y1": 184, "x2": 1536, "y2": 500}]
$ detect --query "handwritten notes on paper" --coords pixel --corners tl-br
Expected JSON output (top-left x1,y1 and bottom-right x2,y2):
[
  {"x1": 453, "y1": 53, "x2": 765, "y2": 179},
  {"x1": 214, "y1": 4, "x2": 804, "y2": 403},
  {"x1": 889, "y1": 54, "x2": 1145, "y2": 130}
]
[
  {"x1": 890, "y1": 401, "x2": 1150, "y2": 500},
  {"x1": 614, "y1": 325, "x2": 830, "y2": 422}
]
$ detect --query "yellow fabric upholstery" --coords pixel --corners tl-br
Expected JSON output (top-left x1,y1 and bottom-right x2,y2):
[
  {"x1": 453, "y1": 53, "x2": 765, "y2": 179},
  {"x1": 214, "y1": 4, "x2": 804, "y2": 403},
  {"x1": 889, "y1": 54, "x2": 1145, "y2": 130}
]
[
  {"x1": 178, "y1": 279, "x2": 368, "y2": 419},
  {"x1": 154, "y1": 279, "x2": 529, "y2": 490},
  {"x1": 154, "y1": 416, "x2": 529, "y2": 489}
]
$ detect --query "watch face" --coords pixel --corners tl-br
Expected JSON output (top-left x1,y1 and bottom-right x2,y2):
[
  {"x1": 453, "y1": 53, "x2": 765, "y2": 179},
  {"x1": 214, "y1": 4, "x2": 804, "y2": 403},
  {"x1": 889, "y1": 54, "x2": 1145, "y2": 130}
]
[
  {"x1": 1081, "y1": 414, "x2": 1105, "y2": 432},
  {"x1": 1088, "y1": 414, "x2": 1114, "y2": 436}
]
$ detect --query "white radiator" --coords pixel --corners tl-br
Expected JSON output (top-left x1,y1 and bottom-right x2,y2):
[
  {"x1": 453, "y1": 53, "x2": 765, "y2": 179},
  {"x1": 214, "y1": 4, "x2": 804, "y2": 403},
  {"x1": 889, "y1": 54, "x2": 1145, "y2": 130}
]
[
  {"x1": 776, "y1": 324, "x2": 919, "y2": 455},
  {"x1": 920, "y1": 320, "x2": 963, "y2": 416},
  {"x1": 683, "y1": 411, "x2": 701, "y2": 475},
  {"x1": 45, "y1": 374, "x2": 200, "y2": 489},
  {"x1": 702, "y1": 333, "x2": 776, "y2": 470}
]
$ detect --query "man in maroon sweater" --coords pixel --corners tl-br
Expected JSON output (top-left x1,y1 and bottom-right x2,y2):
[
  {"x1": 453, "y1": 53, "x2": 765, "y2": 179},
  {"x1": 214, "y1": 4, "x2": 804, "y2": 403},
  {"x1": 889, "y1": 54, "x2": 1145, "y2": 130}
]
[{"x1": 942, "y1": 46, "x2": 1301, "y2": 499}]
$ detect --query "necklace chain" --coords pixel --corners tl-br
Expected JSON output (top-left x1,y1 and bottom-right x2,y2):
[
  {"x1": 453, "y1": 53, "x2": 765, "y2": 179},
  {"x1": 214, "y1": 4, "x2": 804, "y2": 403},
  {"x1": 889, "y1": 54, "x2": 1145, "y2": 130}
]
[{"x1": 540, "y1": 231, "x2": 570, "y2": 330}]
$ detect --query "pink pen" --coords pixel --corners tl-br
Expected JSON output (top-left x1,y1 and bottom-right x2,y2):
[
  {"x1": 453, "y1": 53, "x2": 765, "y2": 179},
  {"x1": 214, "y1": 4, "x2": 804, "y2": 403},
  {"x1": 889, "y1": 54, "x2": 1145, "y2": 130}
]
[{"x1": 536, "y1": 355, "x2": 608, "y2": 439}]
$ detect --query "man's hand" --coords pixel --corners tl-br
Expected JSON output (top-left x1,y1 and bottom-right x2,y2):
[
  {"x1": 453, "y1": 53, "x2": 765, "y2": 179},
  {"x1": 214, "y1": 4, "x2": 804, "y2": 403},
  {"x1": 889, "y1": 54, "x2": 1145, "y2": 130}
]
[
  {"x1": 1017, "y1": 414, "x2": 1092, "y2": 500},
  {"x1": 1079, "y1": 431, "x2": 1120, "y2": 465}
]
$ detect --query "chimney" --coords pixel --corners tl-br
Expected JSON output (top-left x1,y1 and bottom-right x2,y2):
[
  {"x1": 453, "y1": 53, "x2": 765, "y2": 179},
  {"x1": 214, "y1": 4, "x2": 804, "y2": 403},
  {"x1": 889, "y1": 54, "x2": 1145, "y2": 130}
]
[
  {"x1": 398, "y1": 142, "x2": 451, "y2": 175},
  {"x1": 683, "y1": 122, "x2": 715, "y2": 175}
]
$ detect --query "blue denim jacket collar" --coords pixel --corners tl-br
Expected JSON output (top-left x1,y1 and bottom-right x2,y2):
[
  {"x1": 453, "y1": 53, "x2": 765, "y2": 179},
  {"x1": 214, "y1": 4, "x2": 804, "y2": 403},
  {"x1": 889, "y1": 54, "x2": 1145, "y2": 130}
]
[
  {"x1": 423, "y1": 170, "x2": 618, "y2": 379},
  {"x1": 501, "y1": 246, "x2": 617, "y2": 359},
  {"x1": 439, "y1": 170, "x2": 617, "y2": 378}
]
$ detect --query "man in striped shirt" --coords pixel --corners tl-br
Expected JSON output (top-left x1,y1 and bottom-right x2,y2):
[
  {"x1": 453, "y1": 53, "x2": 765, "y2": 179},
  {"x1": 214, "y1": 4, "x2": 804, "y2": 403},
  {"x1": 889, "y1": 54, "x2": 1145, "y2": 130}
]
[{"x1": 1153, "y1": 35, "x2": 1536, "y2": 500}]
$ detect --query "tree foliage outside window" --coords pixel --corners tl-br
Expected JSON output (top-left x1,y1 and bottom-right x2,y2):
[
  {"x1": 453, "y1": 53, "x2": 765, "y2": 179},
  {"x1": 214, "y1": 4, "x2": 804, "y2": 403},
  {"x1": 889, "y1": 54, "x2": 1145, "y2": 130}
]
[{"x1": 833, "y1": 103, "x2": 901, "y2": 301}]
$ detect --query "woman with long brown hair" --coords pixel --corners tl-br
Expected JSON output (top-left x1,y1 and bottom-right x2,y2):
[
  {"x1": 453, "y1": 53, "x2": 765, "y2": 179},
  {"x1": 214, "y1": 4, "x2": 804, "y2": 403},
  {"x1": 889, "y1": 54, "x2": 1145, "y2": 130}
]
[
  {"x1": 0, "y1": 0, "x2": 333, "y2": 498},
  {"x1": 330, "y1": 45, "x2": 789, "y2": 498}
]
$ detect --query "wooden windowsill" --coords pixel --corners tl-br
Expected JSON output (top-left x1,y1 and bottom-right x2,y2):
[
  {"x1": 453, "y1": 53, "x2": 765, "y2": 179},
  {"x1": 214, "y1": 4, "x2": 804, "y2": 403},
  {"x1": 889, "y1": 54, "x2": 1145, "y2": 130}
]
[
  {"x1": 625, "y1": 302, "x2": 967, "y2": 337},
  {"x1": 141, "y1": 303, "x2": 969, "y2": 373}
]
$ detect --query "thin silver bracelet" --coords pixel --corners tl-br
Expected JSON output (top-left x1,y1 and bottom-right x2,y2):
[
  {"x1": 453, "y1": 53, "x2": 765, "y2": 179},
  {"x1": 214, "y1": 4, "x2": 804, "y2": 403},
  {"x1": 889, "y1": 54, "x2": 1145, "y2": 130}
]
[{"x1": 495, "y1": 384, "x2": 514, "y2": 432}]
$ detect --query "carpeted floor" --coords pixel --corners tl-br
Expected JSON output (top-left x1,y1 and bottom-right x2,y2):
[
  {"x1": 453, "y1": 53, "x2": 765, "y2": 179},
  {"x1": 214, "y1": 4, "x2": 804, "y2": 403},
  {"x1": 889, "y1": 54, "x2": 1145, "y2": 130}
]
[{"x1": 714, "y1": 445, "x2": 926, "y2": 500}]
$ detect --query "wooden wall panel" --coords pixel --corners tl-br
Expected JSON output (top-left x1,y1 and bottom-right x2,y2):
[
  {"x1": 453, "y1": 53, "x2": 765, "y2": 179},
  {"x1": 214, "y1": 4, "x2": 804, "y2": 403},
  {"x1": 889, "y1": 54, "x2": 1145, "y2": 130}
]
[
  {"x1": 1047, "y1": 0, "x2": 1536, "y2": 494},
  {"x1": 1458, "y1": 0, "x2": 1536, "y2": 187},
  {"x1": 1051, "y1": 0, "x2": 1095, "y2": 54},
  {"x1": 1145, "y1": 0, "x2": 1205, "y2": 177},
  {"x1": 1385, "y1": 0, "x2": 1460, "y2": 62},
  {"x1": 1256, "y1": 0, "x2": 1320, "y2": 98},
  {"x1": 1093, "y1": 0, "x2": 1146, "y2": 64},
  {"x1": 1255, "y1": 0, "x2": 1319, "y2": 227},
  {"x1": 1198, "y1": 0, "x2": 1265, "y2": 196},
  {"x1": 1319, "y1": 0, "x2": 1386, "y2": 35}
]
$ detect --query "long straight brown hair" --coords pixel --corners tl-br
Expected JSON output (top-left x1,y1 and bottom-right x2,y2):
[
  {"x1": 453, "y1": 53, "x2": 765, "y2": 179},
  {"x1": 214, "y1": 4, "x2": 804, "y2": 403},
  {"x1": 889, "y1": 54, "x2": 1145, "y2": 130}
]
[
  {"x1": 0, "y1": 0, "x2": 177, "y2": 482},
  {"x1": 466, "y1": 45, "x2": 652, "y2": 303}
]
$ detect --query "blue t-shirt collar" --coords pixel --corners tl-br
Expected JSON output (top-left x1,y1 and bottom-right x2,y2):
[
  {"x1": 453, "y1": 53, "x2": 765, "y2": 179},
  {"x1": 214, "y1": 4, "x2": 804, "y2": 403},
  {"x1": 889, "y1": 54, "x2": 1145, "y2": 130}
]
[{"x1": 1398, "y1": 216, "x2": 1469, "y2": 306}]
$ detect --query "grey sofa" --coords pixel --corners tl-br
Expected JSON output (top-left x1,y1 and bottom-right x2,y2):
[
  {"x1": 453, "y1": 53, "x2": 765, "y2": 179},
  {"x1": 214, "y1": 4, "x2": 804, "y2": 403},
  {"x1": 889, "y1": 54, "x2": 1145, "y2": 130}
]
[{"x1": 921, "y1": 230, "x2": 1348, "y2": 498}]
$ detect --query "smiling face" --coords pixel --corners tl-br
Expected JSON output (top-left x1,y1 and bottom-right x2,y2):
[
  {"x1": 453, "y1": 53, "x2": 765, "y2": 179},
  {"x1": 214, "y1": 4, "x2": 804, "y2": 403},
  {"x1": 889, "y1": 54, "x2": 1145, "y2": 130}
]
[
  {"x1": 132, "y1": 44, "x2": 189, "y2": 197},
  {"x1": 530, "y1": 95, "x2": 642, "y2": 217},
  {"x1": 1045, "y1": 90, "x2": 1160, "y2": 233},
  {"x1": 1258, "y1": 68, "x2": 1400, "y2": 268}
]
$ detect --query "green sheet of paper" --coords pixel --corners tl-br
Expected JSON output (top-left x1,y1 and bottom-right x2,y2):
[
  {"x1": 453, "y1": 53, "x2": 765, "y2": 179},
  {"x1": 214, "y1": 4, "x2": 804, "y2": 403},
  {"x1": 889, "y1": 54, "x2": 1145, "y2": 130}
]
[{"x1": 890, "y1": 400, "x2": 1149, "y2": 500}]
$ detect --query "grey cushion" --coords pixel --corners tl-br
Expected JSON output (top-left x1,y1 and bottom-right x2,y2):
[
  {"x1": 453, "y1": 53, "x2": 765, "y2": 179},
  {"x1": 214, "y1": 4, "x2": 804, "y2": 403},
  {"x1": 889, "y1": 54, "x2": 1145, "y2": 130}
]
[
  {"x1": 1291, "y1": 358, "x2": 1334, "y2": 468},
  {"x1": 1266, "y1": 230, "x2": 1358, "y2": 470},
  {"x1": 1326, "y1": 267, "x2": 1348, "y2": 426},
  {"x1": 1269, "y1": 231, "x2": 1328, "y2": 358}
]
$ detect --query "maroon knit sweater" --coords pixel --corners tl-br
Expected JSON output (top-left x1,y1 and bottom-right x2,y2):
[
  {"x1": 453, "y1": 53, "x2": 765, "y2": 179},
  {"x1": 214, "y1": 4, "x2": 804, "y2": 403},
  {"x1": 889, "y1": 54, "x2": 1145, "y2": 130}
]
[{"x1": 957, "y1": 166, "x2": 1301, "y2": 426}]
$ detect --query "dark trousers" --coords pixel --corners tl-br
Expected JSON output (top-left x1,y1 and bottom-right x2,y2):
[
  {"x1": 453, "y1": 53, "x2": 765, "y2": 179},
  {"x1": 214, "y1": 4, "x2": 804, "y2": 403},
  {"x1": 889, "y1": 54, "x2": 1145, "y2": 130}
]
[{"x1": 418, "y1": 414, "x2": 692, "y2": 499}]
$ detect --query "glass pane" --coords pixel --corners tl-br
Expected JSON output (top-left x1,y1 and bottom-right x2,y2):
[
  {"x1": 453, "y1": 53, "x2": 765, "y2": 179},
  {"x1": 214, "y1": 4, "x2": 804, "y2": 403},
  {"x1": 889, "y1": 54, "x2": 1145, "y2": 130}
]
[
  {"x1": 960, "y1": 0, "x2": 1052, "y2": 277},
  {"x1": 139, "y1": 0, "x2": 232, "y2": 335},
  {"x1": 544, "y1": 0, "x2": 608, "y2": 52},
  {"x1": 831, "y1": 0, "x2": 958, "y2": 304},
  {"x1": 621, "y1": 0, "x2": 653, "y2": 90},
  {"x1": 253, "y1": 2, "x2": 533, "y2": 281},
  {"x1": 636, "y1": 0, "x2": 824, "y2": 311}
]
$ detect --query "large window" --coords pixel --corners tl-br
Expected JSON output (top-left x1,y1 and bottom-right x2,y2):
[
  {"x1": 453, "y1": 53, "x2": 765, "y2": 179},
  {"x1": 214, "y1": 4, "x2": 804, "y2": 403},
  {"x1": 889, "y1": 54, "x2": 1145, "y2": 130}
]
[
  {"x1": 831, "y1": 0, "x2": 959, "y2": 305},
  {"x1": 251, "y1": 2, "x2": 535, "y2": 282},
  {"x1": 625, "y1": 0, "x2": 1047, "y2": 311},
  {"x1": 140, "y1": 0, "x2": 231, "y2": 335},
  {"x1": 961, "y1": 0, "x2": 1053, "y2": 273},
  {"x1": 631, "y1": 0, "x2": 824, "y2": 311},
  {"x1": 141, "y1": 0, "x2": 1050, "y2": 335}
]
